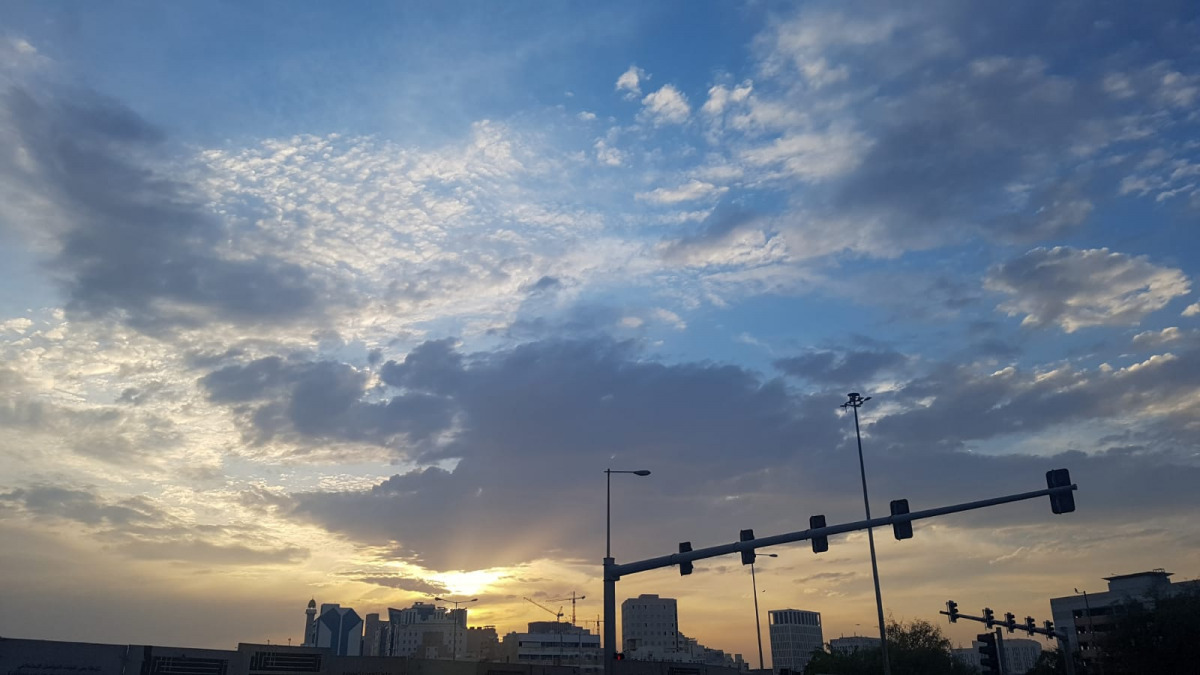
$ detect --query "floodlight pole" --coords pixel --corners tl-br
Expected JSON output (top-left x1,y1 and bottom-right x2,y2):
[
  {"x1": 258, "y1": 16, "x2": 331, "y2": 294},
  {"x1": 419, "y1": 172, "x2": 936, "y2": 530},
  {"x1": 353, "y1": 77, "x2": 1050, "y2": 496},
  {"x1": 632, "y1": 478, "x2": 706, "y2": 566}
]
[{"x1": 844, "y1": 393, "x2": 890, "y2": 675}]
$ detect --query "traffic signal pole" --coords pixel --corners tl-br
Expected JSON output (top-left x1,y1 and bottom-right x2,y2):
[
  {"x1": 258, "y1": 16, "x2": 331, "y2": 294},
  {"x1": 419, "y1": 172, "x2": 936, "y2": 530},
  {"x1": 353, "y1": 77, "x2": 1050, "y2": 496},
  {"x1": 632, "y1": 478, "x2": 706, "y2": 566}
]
[
  {"x1": 994, "y1": 628, "x2": 1007, "y2": 675},
  {"x1": 602, "y1": 475, "x2": 1077, "y2": 675}
]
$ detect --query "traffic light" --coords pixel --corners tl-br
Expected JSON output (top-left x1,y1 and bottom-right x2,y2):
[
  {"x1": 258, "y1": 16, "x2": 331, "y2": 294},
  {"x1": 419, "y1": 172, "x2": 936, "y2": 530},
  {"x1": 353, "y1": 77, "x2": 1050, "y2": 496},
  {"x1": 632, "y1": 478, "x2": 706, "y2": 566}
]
[
  {"x1": 983, "y1": 607, "x2": 995, "y2": 628},
  {"x1": 678, "y1": 542, "x2": 693, "y2": 576},
  {"x1": 1044, "y1": 620, "x2": 1054, "y2": 634},
  {"x1": 740, "y1": 529, "x2": 755, "y2": 565},
  {"x1": 1025, "y1": 617, "x2": 1037, "y2": 634},
  {"x1": 1004, "y1": 612, "x2": 1016, "y2": 633},
  {"x1": 614, "y1": 653, "x2": 625, "y2": 661},
  {"x1": 890, "y1": 499, "x2": 913, "y2": 540},
  {"x1": 977, "y1": 633, "x2": 999, "y2": 675},
  {"x1": 810, "y1": 515, "x2": 828, "y2": 553},
  {"x1": 946, "y1": 600, "x2": 959, "y2": 623},
  {"x1": 1047, "y1": 468, "x2": 1075, "y2": 514}
]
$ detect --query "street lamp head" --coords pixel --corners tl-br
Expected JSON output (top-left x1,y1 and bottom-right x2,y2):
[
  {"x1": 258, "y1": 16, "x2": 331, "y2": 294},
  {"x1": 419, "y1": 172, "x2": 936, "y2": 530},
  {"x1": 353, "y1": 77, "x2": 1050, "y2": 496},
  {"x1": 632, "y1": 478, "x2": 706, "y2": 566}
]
[{"x1": 633, "y1": 470, "x2": 651, "y2": 476}]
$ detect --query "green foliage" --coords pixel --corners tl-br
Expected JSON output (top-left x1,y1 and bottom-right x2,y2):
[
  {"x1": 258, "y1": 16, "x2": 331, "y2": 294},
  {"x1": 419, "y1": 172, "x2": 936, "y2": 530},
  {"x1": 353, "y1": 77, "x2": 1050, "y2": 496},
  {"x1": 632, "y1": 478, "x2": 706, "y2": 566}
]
[
  {"x1": 802, "y1": 619, "x2": 974, "y2": 675},
  {"x1": 1097, "y1": 589, "x2": 1200, "y2": 674}
]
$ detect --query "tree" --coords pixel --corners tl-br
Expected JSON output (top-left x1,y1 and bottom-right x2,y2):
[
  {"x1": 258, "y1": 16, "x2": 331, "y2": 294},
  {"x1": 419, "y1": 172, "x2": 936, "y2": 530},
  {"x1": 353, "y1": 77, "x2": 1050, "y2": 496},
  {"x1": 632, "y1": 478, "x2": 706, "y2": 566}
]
[
  {"x1": 1097, "y1": 589, "x2": 1200, "y2": 674},
  {"x1": 803, "y1": 619, "x2": 974, "y2": 675},
  {"x1": 1025, "y1": 648, "x2": 1085, "y2": 675}
]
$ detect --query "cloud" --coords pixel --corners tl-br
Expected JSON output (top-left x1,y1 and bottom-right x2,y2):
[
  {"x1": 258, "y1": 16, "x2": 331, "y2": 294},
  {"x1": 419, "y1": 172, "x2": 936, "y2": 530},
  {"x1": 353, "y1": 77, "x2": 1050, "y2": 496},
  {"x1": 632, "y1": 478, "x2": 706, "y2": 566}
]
[
  {"x1": 702, "y1": 82, "x2": 753, "y2": 116},
  {"x1": 1131, "y1": 327, "x2": 1185, "y2": 349},
  {"x1": 616, "y1": 65, "x2": 646, "y2": 98},
  {"x1": 986, "y1": 247, "x2": 1190, "y2": 332},
  {"x1": 636, "y1": 180, "x2": 727, "y2": 205},
  {"x1": 200, "y1": 356, "x2": 456, "y2": 450},
  {"x1": 775, "y1": 348, "x2": 910, "y2": 386},
  {"x1": 641, "y1": 85, "x2": 691, "y2": 125},
  {"x1": 0, "y1": 87, "x2": 327, "y2": 332},
  {"x1": 283, "y1": 336, "x2": 1200, "y2": 573},
  {"x1": 0, "y1": 484, "x2": 308, "y2": 565},
  {"x1": 1184, "y1": 303, "x2": 1200, "y2": 317}
]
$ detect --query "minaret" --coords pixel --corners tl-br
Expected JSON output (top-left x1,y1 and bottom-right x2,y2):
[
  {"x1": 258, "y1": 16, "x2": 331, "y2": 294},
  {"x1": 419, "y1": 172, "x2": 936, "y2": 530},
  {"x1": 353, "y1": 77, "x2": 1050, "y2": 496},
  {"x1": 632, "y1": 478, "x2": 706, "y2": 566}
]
[{"x1": 303, "y1": 599, "x2": 317, "y2": 646}]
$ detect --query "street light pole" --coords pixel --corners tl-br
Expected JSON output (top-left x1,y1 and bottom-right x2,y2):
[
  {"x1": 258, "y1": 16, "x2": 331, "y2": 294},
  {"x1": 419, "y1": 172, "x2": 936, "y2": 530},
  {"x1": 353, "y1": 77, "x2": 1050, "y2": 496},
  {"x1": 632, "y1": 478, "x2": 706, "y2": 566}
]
[
  {"x1": 434, "y1": 596, "x2": 477, "y2": 661},
  {"x1": 751, "y1": 553, "x2": 777, "y2": 670},
  {"x1": 604, "y1": 468, "x2": 651, "y2": 675},
  {"x1": 843, "y1": 392, "x2": 890, "y2": 675}
]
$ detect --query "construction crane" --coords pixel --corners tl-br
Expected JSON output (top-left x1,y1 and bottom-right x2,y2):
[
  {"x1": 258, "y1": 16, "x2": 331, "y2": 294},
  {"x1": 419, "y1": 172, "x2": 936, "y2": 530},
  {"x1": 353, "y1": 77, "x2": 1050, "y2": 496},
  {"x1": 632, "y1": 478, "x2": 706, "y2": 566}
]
[
  {"x1": 547, "y1": 592, "x2": 587, "y2": 627},
  {"x1": 524, "y1": 597, "x2": 565, "y2": 623}
]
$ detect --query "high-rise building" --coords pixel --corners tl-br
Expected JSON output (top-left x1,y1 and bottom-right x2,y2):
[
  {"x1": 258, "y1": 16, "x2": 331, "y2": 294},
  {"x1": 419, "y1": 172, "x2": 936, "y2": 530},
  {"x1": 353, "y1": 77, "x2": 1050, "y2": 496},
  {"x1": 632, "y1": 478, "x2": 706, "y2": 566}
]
[
  {"x1": 1049, "y1": 569, "x2": 1199, "y2": 669},
  {"x1": 363, "y1": 613, "x2": 390, "y2": 657},
  {"x1": 621, "y1": 594, "x2": 744, "y2": 668},
  {"x1": 767, "y1": 609, "x2": 823, "y2": 673},
  {"x1": 622, "y1": 594, "x2": 680, "y2": 658},
  {"x1": 315, "y1": 603, "x2": 363, "y2": 656}
]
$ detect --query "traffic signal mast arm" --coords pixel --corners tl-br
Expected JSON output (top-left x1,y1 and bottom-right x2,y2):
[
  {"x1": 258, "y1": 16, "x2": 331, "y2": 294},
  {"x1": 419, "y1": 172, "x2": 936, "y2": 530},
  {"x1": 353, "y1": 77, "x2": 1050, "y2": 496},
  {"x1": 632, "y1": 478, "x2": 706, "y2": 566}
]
[
  {"x1": 939, "y1": 609, "x2": 1062, "y2": 640},
  {"x1": 606, "y1": 478, "x2": 1078, "y2": 579}
]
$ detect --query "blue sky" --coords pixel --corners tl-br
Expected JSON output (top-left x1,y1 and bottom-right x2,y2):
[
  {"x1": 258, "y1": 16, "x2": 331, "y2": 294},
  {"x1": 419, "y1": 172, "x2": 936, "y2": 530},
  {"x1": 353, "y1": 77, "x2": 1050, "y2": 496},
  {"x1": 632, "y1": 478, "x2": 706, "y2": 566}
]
[{"x1": 1, "y1": 0, "x2": 1199, "y2": 659}]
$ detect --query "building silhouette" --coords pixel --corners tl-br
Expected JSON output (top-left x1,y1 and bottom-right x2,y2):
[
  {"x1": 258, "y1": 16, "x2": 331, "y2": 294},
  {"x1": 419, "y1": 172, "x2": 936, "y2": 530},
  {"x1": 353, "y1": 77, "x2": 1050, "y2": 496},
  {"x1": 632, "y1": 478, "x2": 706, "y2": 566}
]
[{"x1": 767, "y1": 609, "x2": 822, "y2": 673}]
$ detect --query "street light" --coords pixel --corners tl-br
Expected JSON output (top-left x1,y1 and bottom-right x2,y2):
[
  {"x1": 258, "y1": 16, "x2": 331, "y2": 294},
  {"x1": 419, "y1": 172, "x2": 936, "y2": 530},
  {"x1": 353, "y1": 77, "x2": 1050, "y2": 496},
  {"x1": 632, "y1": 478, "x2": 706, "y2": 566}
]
[
  {"x1": 434, "y1": 596, "x2": 478, "y2": 660},
  {"x1": 842, "y1": 392, "x2": 890, "y2": 675},
  {"x1": 751, "y1": 553, "x2": 778, "y2": 670},
  {"x1": 603, "y1": 468, "x2": 651, "y2": 675}
]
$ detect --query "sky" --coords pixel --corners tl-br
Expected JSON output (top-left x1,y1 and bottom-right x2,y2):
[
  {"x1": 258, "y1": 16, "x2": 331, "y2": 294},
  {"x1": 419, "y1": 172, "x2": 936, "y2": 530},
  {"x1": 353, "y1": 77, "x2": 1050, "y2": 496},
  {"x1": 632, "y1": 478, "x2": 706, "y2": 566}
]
[{"x1": 1, "y1": 0, "x2": 1198, "y2": 662}]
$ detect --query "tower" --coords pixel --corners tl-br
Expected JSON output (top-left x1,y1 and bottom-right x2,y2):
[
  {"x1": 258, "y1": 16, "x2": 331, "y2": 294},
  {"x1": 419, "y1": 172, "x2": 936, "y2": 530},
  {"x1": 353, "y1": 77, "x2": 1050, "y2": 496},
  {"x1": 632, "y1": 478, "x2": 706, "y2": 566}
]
[{"x1": 303, "y1": 599, "x2": 317, "y2": 646}]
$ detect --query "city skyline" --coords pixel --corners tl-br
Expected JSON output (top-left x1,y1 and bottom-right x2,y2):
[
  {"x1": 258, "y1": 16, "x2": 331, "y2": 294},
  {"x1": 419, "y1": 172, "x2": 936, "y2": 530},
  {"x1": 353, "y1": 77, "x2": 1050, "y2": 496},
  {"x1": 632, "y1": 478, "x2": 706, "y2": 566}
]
[{"x1": 1, "y1": 0, "x2": 1199, "y2": 667}]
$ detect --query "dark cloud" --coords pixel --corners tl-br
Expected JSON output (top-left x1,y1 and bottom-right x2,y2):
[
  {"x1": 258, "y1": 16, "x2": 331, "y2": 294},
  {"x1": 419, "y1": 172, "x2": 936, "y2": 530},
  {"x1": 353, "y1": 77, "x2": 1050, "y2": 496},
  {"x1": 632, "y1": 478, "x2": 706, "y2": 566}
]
[
  {"x1": 0, "y1": 86, "x2": 326, "y2": 331},
  {"x1": 285, "y1": 337, "x2": 1200, "y2": 572},
  {"x1": 774, "y1": 348, "x2": 909, "y2": 386},
  {"x1": 201, "y1": 356, "x2": 454, "y2": 447},
  {"x1": 0, "y1": 485, "x2": 163, "y2": 528},
  {"x1": 347, "y1": 574, "x2": 449, "y2": 595}
]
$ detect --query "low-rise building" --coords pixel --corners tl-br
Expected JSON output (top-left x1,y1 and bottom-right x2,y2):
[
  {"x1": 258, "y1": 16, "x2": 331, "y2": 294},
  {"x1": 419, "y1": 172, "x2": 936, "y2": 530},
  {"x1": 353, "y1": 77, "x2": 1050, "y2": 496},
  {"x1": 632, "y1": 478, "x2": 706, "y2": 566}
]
[
  {"x1": 828, "y1": 636, "x2": 880, "y2": 655},
  {"x1": 1049, "y1": 569, "x2": 1200, "y2": 669},
  {"x1": 500, "y1": 622, "x2": 602, "y2": 673}
]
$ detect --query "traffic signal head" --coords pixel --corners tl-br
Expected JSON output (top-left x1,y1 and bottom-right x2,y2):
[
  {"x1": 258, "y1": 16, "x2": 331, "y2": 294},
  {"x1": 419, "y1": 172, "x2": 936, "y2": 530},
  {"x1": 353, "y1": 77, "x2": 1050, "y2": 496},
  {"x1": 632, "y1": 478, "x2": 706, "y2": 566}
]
[
  {"x1": 890, "y1": 499, "x2": 913, "y2": 540},
  {"x1": 946, "y1": 600, "x2": 959, "y2": 623},
  {"x1": 810, "y1": 515, "x2": 828, "y2": 553},
  {"x1": 1025, "y1": 617, "x2": 1037, "y2": 634},
  {"x1": 977, "y1": 633, "x2": 999, "y2": 675},
  {"x1": 1004, "y1": 612, "x2": 1016, "y2": 632},
  {"x1": 740, "y1": 529, "x2": 755, "y2": 565},
  {"x1": 983, "y1": 607, "x2": 995, "y2": 628},
  {"x1": 1046, "y1": 468, "x2": 1076, "y2": 514},
  {"x1": 614, "y1": 653, "x2": 625, "y2": 661},
  {"x1": 678, "y1": 542, "x2": 693, "y2": 576},
  {"x1": 1044, "y1": 620, "x2": 1054, "y2": 635}
]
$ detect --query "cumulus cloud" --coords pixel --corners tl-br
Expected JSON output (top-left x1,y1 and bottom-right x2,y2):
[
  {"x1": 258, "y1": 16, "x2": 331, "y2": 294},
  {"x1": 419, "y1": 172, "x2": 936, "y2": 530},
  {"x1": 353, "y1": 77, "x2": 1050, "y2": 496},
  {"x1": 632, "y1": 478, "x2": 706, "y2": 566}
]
[
  {"x1": 641, "y1": 85, "x2": 691, "y2": 125},
  {"x1": 1183, "y1": 303, "x2": 1200, "y2": 317},
  {"x1": 616, "y1": 65, "x2": 646, "y2": 99},
  {"x1": 702, "y1": 81, "x2": 753, "y2": 116},
  {"x1": 986, "y1": 247, "x2": 1190, "y2": 332},
  {"x1": 1131, "y1": 327, "x2": 1184, "y2": 348}
]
